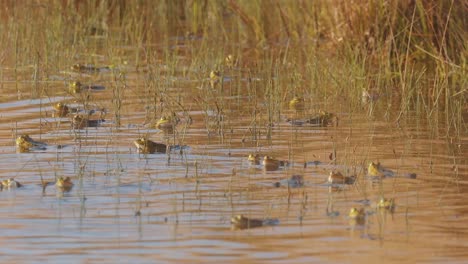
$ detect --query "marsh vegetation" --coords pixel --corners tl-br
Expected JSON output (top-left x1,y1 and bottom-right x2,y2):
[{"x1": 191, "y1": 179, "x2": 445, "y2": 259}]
[{"x1": 0, "y1": 1, "x2": 466, "y2": 262}]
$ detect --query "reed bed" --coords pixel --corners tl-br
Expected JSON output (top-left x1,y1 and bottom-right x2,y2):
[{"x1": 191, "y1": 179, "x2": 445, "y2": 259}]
[{"x1": 0, "y1": 3, "x2": 466, "y2": 259}]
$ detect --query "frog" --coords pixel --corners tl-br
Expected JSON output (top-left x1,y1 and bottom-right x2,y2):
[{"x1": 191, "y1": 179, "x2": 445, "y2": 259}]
[
  {"x1": 133, "y1": 138, "x2": 167, "y2": 154},
  {"x1": 16, "y1": 135, "x2": 46, "y2": 152}
]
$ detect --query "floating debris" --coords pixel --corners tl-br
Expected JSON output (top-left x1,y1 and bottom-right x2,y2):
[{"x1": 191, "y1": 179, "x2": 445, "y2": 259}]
[
  {"x1": 274, "y1": 175, "x2": 304, "y2": 188},
  {"x1": 404, "y1": 173, "x2": 417, "y2": 179}
]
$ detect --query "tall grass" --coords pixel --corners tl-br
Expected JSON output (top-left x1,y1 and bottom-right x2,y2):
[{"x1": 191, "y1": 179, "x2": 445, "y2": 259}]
[{"x1": 0, "y1": 0, "x2": 465, "y2": 132}]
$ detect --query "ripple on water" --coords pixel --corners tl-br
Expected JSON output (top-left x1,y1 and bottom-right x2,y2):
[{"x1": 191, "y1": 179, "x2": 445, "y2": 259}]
[{"x1": 0, "y1": 39, "x2": 466, "y2": 264}]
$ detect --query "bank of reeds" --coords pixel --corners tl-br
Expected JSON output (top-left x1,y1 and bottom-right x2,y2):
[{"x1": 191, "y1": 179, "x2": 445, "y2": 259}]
[{"x1": 0, "y1": 0, "x2": 465, "y2": 131}]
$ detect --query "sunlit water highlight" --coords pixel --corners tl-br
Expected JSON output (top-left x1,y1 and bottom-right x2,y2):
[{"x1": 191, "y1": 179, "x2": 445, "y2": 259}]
[{"x1": 0, "y1": 35, "x2": 467, "y2": 264}]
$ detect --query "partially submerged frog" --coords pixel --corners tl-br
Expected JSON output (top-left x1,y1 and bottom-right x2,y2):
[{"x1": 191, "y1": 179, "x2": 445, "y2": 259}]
[
  {"x1": 231, "y1": 215, "x2": 263, "y2": 230},
  {"x1": 368, "y1": 162, "x2": 382, "y2": 177},
  {"x1": 53, "y1": 102, "x2": 70, "y2": 117},
  {"x1": 209, "y1": 70, "x2": 221, "y2": 88},
  {"x1": 289, "y1": 96, "x2": 305, "y2": 110},
  {"x1": 286, "y1": 110, "x2": 337, "y2": 127},
  {"x1": 368, "y1": 162, "x2": 394, "y2": 177},
  {"x1": 72, "y1": 114, "x2": 102, "y2": 129},
  {"x1": 349, "y1": 207, "x2": 365, "y2": 218},
  {"x1": 231, "y1": 215, "x2": 279, "y2": 230},
  {"x1": 155, "y1": 115, "x2": 179, "y2": 132},
  {"x1": 262, "y1": 156, "x2": 288, "y2": 171},
  {"x1": 71, "y1": 64, "x2": 110, "y2": 74},
  {"x1": 377, "y1": 197, "x2": 395, "y2": 212},
  {"x1": 1, "y1": 178, "x2": 22, "y2": 189},
  {"x1": 134, "y1": 138, "x2": 167, "y2": 154},
  {"x1": 225, "y1": 54, "x2": 236, "y2": 68},
  {"x1": 69, "y1": 81, "x2": 83, "y2": 94},
  {"x1": 348, "y1": 207, "x2": 366, "y2": 225},
  {"x1": 247, "y1": 153, "x2": 261, "y2": 165},
  {"x1": 305, "y1": 110, "x2": 336, "y2": 126},
  {"x1": 69, "y1": 81, "x2": 105, "y2": 94},
  {"x1": 16, "y1": 135, "x2": 47, "y2": 152},
  {"x1": 328, "y1": 171, "x2": 356, "y2": 185},
  {"x1": 210, "y1": 70, "x2": 221, "y2": 81},
  {"x1": 56, "y1": 176, "x2": 73, "y2": 192}
]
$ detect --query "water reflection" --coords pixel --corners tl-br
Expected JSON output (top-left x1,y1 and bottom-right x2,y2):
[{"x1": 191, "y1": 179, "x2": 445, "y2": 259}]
[{"x1": 0, "y1": 22, "x2": 465, "y2": 264}]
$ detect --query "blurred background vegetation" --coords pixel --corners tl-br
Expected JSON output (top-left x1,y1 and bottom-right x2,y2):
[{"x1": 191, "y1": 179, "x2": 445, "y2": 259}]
[{"x1": 0, "y1": 0, "x2": 466, "y2": 127}]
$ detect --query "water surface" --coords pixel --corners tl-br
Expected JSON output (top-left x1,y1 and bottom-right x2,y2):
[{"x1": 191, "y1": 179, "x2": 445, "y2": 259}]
[{"x1": 0, "y1": 20, "x2": 467, "y2": 264}]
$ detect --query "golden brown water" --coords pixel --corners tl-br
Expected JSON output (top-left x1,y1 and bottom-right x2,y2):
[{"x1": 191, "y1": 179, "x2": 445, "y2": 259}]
[{"x1": 1, "y1": 10, "x2": 467, "y2": 264}]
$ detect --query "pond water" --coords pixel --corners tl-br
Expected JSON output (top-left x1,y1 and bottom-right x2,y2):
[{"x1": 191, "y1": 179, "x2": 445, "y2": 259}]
[{"x1": 0, "y1": 22, "x2": 467, "y2": 264}]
